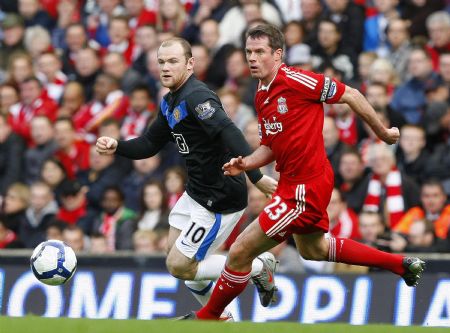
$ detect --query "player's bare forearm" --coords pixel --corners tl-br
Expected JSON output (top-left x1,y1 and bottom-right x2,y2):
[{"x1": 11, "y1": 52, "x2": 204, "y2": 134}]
[
  {"x1": 339, "y1": 86, "x2": 399, "y2": 144},
  {"x1": 223, "y1": 145, "x2": 275, "y2": 176},
  {"x1": 244, "y1": 145, "x2": 275, "y2": 170}
]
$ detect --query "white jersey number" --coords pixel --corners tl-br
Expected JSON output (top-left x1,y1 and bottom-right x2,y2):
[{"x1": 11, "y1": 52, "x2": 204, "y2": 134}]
[{"x1": 264, "y1": 195, "x2": 288, "y2": 220}]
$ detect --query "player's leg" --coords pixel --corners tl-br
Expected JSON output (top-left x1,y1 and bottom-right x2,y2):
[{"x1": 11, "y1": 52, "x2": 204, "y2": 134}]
[
  {"x1": 293, "y1": 231, "x2": 425, "y2": 286},
  {"x1": 196, "y1": 218, "x2": 279, "y2": 320}
]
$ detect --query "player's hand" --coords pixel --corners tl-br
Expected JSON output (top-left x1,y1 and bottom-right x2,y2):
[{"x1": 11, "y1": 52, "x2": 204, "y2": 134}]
[
  {"x1": 382, "y1": 127, "x2": 400, "y2": 145},
  {"x1": 255, "y1": 175, "x2": 278, "y2": 196},
  {"x1": 223, "y1": 156, "x2": 246, "y2": 176},
  {"x1": 96, "y1": 136, "x2": 118, "y2": 155}
]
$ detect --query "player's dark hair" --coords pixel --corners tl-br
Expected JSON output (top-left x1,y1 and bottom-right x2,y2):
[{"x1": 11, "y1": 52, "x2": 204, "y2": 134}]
[
  {"x1": 160, "y1": 37, "x2": 192, "y2": 61},
  {"x1": 246, "y1": 24, "x2": 285, "y2": 52}
]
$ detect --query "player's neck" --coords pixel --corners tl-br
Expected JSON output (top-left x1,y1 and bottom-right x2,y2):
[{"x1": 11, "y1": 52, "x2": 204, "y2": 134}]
[{"x1": 260, "y1": 63, "x2": 282, "y2": 87}]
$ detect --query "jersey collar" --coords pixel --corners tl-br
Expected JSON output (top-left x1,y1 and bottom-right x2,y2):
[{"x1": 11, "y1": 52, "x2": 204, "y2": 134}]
[{"x1": 258, "y1": 63, "x2": 285, "y2": 92}]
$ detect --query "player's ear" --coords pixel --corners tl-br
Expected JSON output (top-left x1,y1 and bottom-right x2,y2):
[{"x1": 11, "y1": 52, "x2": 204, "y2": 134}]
[
  {"x1": 187, "y1": 57, "x2": 194, "y2": 71},
  {"x1": 275, "y1": 48, "x2": 283, "y2": 61}
]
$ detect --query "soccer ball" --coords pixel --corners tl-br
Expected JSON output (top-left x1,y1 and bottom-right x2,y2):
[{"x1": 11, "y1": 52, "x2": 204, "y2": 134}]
[{"x1": 30, "y1": 240, "x2": 77, "y2": 286}]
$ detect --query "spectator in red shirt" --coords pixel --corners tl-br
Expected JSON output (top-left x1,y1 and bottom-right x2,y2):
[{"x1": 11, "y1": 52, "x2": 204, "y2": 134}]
[
  {"x1": 327, "y1": 187, "x2": 361, "y2": 240},
  {"x1": 107, "y1": 16, "x2": 135, "y2": 65},
  {"x1": 53, "y1": 117, "x2": 90, "y2": 179},
  {"x1": 8, "y1": 77, "x2": 57, "y2": 145}
]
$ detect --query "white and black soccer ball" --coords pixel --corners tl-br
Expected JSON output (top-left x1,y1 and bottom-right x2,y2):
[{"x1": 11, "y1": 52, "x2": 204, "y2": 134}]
[{"x1": 30, "y1": 240, "x2": 77, "y2": 286}]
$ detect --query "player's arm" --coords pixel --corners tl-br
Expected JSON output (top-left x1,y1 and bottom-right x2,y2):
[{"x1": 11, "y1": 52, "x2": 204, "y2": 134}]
[
  {"x1": 220, "y1": 124, "x2": 277, "y2": 194},
  {"x1": 338, "y1": 85, "x2": 399, "y2": 144},
  {"x1": 96, "y1": 112, "x2": 171, "y2": 159},
  {"x1": 223, "y1": 145, "x2": 275, "y2": 176}
]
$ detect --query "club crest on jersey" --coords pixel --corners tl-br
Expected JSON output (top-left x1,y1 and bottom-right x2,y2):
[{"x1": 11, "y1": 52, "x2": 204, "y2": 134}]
[
  {"x1": 263, "y1": 116, "x2": 283, "y2": 135},
  {"x1": 173, "y1": 107, "x2": 182, "y2": 121},
  {"x1": 277, "y1": 96, "x2": 288, "y2": 114},
  {"x1": 195, "y1": 101, "x2": 216, "y2": 120}
]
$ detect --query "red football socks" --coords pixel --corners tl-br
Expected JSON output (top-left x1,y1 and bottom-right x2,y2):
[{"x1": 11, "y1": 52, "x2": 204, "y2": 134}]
[
  {"x1": 329, "y1": 237, "x2": 405, "y2": 275},
  {"x1": 196, "y1": 266, "x2": 251, "y2": 320}
]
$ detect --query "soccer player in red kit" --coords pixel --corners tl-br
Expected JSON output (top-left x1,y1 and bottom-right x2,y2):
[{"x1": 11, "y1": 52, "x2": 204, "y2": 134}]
[{"x1": 179, "y1": 24, "x2": 425, "y2": 321}]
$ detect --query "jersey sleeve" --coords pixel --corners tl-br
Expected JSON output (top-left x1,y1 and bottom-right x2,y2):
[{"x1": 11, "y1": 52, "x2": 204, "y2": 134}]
[
  {"x1": 285, "y1": 68, "x2": 346, "y2": 104},
  {"x1": 186, "y1": 89, "x2": 233, "y2": 138}
]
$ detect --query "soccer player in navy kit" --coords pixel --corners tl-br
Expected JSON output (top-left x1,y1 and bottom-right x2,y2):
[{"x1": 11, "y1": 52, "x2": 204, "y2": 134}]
[{"x1": 96, "y1": 37, "x2": 279, "y2": 319}]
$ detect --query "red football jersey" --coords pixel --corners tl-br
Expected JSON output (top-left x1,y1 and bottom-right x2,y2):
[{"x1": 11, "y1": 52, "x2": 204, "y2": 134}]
[{"x1": 255, "y1": 64, "x2": 346, "y2": 182}]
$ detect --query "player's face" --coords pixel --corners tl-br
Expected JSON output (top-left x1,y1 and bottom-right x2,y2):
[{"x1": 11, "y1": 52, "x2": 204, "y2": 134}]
[
  {"x1": 158, "y1": 43, "x2": 194, "y2": 91},
  {"x1": 245, "y1": 36, "x2": 282, "y2": 83}
]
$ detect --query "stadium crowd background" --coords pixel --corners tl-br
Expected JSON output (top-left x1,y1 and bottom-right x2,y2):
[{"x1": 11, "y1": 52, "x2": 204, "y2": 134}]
[{"x1": 0, "y1": 0, "x2": 449, "y2": 274}]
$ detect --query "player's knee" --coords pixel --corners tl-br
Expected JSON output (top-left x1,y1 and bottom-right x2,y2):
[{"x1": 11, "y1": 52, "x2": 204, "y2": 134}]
[
  {"x1": 298, "y1": 243, "x2": 328, "y2": 261},
  {"x1": 166, "y1": 255, "x2": 196, "y2": 280},
  {"x1": 228, "y1": 242, "x2": 253, "y2": 268}
]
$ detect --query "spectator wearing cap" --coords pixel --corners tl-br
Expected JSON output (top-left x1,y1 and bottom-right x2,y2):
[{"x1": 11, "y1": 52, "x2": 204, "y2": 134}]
[
  {"x1": 9, "y1": 76, "x2": 58, "y2": 145},
  {"x1": 18, "y1": 0, "x2": 54, "y2": 30},
  {"x1": 425, "y1": 11, "x2": 450, "y2": 71},
  {"x1": 24, "y1": 116, "x2": 58, "y2": 184},
  {"x1": 0, "y1": 14, "x2": 26, "y2": 71},
  {"x1": 390, "y1": 48, "x2": 440, "y2": 124}
]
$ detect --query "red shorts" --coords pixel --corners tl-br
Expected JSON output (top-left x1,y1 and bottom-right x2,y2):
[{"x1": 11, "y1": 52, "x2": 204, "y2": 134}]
[{"x1": 259, "y1": 163, "x2": 334, "y2": 242}]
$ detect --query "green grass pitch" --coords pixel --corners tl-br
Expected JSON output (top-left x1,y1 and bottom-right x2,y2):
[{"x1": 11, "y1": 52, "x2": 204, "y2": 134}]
[{"x1": 1, "y1": 316, "x2": 448, "y2": 333}]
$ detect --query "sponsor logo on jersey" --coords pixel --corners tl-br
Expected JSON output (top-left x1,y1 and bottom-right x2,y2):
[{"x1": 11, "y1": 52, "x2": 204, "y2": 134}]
[
  {"x1": 195, "y1": 101, "x2": 216, "y2": 120},
  {"x1": 263, "y1": 116, "x2": 283, "y2": 135},
  {"x1": 327, "y1": 82, "x2": 337, "y2": 100},
  {"x1": 277, "y1": 96, "x2": 288, "y2": 114}
]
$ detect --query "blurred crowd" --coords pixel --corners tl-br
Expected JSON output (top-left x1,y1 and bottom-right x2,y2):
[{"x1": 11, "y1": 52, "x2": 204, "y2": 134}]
[{"x1": 0, "y1": 0, "x2": 449, "y2": 270}]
